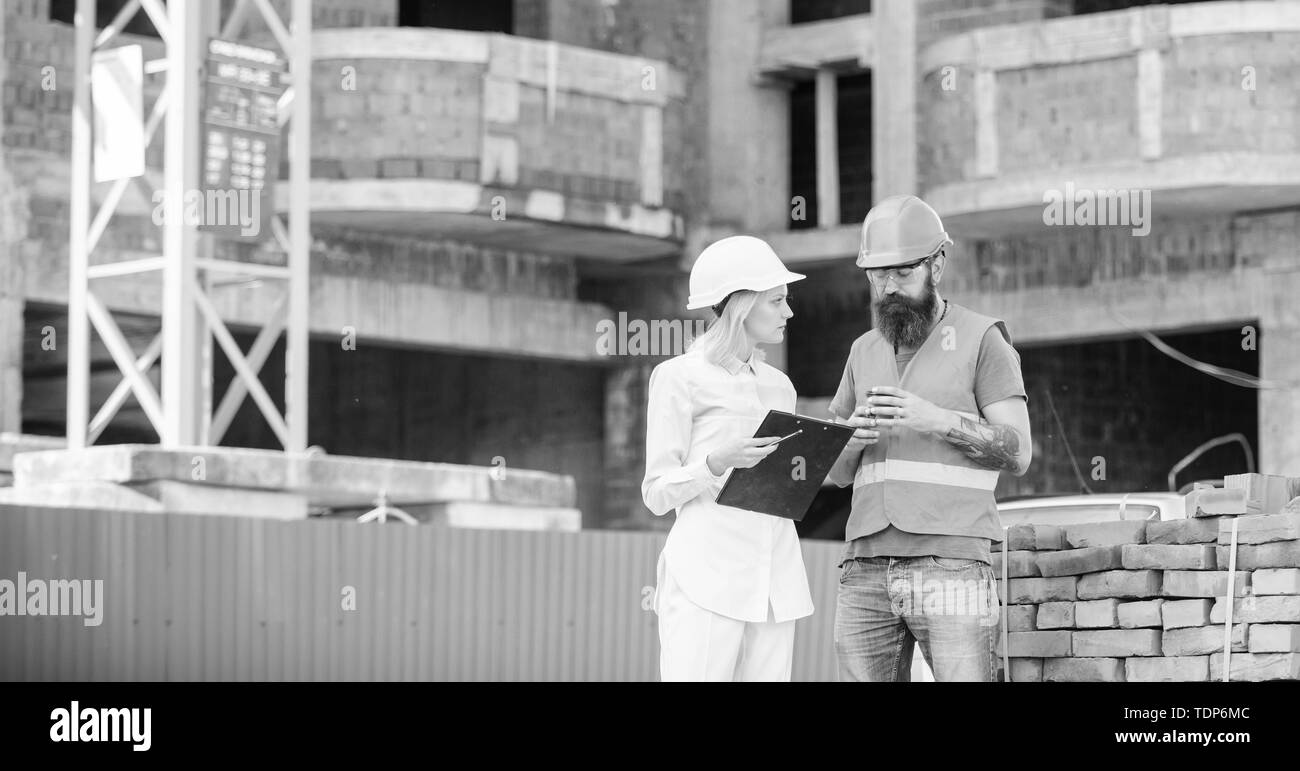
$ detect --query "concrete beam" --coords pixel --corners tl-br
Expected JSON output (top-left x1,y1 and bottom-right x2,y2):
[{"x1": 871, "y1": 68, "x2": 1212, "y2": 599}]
[
  {"x1": 0, "y1": 433, "x2": 66, "y2": 480},
  {"x1": 757, "y1": 13, "x2": 873, "y2": 76},
  {"x1": 928, "y1": 153, "x2": 1300, "y2": 238},
  {"x1": 311, "y1": 28, "x2": 684, "y2": 106},
  {"x1": 295, "y1": 179, "x2": 684, "y2": 256},
  {"x1": 763, "y1": 224, "x2": 860, "y2": 267},
  {"x1": 966, "y1": 270, "x2": 1279, "y2": 348},
  {"x1": 10, "y1": 444, "x2": 577, "y2": 509},
  {"x1": 920, "y1": 2, "x2": 1300, "y2": 75}
]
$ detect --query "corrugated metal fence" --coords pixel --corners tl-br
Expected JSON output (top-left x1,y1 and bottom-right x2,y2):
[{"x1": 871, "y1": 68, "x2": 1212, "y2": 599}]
[{"x1": 0, "y1": 505, "x2": 845, "y2": 681}]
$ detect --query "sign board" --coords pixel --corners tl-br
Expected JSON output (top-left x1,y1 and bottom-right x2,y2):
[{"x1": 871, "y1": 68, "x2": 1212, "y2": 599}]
[
  {"x1": 91, "y1": 45, "x2": 145, "y2": 183},
  {"x1": 200, "y1": 38, "x2": 286, "y2": 240}
]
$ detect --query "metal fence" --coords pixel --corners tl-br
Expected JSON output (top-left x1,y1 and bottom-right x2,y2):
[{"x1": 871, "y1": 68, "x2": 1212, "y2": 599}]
[{"x1": 0, "y1": 505, "x2": 846, "y2": 681}]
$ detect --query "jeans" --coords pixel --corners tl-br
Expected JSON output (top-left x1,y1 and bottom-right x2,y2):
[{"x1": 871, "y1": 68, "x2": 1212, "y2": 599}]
[{"x1": 834, "y1": 556, "x2": 1001, "y2": 682}]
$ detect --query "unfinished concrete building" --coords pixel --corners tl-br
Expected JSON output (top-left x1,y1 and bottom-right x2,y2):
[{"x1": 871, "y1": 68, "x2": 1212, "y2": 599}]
[{"x1": 1, "y1": 0, "x2": 1296, "y2": 533}]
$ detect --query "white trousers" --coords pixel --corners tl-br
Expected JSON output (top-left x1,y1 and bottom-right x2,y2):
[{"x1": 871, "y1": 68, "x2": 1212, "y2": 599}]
[{"x1": 656, "y1": 567, "x2": 797, "y2": 682}]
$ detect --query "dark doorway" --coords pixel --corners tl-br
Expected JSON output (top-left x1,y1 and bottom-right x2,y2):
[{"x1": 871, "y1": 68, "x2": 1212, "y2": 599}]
[
  {"x1": 1072, "y1": 0, "x2": 1212, "y2": 15},
  {"x1": 399, "y1": 0, "x2": 513, "y2": 33},
  {"x1": 50, "y1": 0, "x2": 163, "y2": 37},
  {"x1": 791, "y1": 0, "x2": 872, "y2": 24},
  {"x1": 789, "y1": 71, "x2": 873, "y2": 230}
]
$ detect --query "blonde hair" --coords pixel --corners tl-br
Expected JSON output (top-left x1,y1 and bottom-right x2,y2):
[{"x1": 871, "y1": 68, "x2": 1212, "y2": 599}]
[{"x1": 688, "y1": 289, "x2": 762, "y2": 367}]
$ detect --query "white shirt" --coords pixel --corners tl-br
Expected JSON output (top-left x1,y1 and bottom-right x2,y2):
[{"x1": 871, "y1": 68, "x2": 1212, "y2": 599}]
[{"x1": 642, "y1": 347, "x2": 815, "y2": 624}]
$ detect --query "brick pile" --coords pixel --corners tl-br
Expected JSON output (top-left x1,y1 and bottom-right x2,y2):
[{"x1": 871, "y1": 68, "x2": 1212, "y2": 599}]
[{"x1": 991, "y1": 473, "x2": 1300, "y2": 682}]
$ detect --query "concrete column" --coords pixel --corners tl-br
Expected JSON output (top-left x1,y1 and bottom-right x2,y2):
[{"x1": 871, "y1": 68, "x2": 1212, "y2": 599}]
[
  {"x1": 873, "y1": 0, "x2": 918, "y2": 200},
  {"x1": 815, "y1": 68, "x2": 840, "y2": 228},
  {"x1": 1137, "y1": 48, "x2": 1163, "y2": 161},
  {"x1": 0, "y1": 7, "x2": 25, "y2": 435},
  {"x1": 973, "y1": 69, "x2": 998, "y2": 179},
  {"x1": 1259, "y1": 271, "x2": 1300, "y2": 478},
  {"x1": 0, "y1": 240, "x2": 22, "y2": 437},
  {"x1": 703, "y1": 0, "x2": 790, "y2": 236}
]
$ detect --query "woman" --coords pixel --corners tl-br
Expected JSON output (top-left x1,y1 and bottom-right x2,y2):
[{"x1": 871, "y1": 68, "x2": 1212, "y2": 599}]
[{"x1": 642, "y1": 235, "x2": 814, "y2": 681}]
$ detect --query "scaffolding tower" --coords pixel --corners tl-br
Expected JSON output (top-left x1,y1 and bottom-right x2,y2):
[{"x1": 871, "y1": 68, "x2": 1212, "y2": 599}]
[{"x1": 67, "y1": 0, "x2": 312, "y2": 451}]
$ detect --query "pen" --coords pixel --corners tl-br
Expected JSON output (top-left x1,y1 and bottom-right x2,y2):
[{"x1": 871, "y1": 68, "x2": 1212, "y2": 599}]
[{"x1": 762, "y1": 429, "x2": 803, "y2": 447}]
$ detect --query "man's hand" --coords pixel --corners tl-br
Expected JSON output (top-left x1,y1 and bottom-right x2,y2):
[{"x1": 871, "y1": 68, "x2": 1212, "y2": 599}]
[
  {"x1": 863, "y1": 386, "x2": 953, "y2": 436},
  {"x1": 840, "y1": 405, "x2": 882, "y2": 451},
  {"x1": 864, "y1": 388, "x2": 1031, "y2": 475}
]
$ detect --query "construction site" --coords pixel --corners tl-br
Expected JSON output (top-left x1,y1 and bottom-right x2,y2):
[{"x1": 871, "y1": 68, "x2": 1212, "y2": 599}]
[{"x1": 1, "y1": 0, "x2": 1298, "y2": 682}]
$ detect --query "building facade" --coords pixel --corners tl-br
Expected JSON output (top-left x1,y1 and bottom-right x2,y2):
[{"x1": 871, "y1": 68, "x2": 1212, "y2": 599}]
[{"x1": 2, "y1": 0, "x2": 1297, "y2": 532}]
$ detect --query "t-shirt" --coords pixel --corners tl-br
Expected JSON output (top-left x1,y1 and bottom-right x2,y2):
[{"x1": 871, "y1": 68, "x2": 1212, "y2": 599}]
[
  {"x1": 836, "y1": 324, "x2": 1028, "y2": 566},
  {"x1": 894, "y1": 348, "x2": 916, "y2": 376}
]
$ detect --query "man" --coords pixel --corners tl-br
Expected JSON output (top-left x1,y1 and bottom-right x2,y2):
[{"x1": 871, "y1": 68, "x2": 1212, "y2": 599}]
[{"x1": 827, "y1": 195, "x2": 1032, "y2": 682}]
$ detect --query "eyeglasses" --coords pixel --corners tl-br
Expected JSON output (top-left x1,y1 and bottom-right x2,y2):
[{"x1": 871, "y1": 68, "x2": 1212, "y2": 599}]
[{"x1": 863, "y1": 255, "x2": 934, "y2": 284}]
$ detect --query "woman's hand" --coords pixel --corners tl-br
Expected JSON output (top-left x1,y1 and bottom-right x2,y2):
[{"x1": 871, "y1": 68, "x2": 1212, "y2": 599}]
[{"x1": 707, "y1": 436, "x2": 781, "y2": 475}]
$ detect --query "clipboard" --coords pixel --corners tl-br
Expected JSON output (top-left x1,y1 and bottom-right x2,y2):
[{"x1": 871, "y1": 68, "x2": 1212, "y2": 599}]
[{"x1": 715, "y1": 410, "x2": 856, "y2": 521}]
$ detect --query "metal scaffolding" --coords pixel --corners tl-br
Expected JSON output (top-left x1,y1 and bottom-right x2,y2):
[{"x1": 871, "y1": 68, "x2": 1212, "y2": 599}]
[{"x1": 67, "y1": 0, "x2": 311, "y2": 451}]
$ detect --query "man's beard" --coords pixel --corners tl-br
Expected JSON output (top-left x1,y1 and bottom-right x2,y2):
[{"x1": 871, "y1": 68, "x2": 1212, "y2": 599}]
[{"x1": 871, "y1": 275, "x2": 939, "y2": 350}]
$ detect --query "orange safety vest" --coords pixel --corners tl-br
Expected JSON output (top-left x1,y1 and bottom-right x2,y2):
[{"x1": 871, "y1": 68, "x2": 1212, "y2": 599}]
[{"x1": 845, "y1": 302, "x2": 1010, "y2": 542}]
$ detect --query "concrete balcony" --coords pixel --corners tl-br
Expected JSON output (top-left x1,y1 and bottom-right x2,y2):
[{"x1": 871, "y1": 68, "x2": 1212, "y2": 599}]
[
  {"x1": 918, "y1": 2, "x2": 1300, "y2": 237},
  {"x1": 298, "y1": 28, "x2": 686, "y2": 260}
]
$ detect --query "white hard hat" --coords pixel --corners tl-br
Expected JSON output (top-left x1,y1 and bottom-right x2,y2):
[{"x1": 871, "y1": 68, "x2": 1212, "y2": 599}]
[
  {"x1": 856, "y1": 195, "x2": 953, "y2": 269},
  {"x1": 687, "y1": 236, "x2": 805, "y2": 311}
]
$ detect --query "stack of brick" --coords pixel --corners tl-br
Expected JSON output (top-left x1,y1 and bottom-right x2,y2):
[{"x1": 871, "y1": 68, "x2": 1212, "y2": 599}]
[{"x1": 990, "y1": 474, "x2": 1300, "y2": 682}]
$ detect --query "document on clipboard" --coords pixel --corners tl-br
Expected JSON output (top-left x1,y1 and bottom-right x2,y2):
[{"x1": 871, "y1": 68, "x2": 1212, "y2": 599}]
[{"x1": 715, "y1": 410, "x2": 856, "y2": 521}]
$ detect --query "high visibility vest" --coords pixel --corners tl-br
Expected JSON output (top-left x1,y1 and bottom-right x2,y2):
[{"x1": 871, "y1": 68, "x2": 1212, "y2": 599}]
[{"x1": 845, "y1": 302, "x2": 1010, "y2": 542}]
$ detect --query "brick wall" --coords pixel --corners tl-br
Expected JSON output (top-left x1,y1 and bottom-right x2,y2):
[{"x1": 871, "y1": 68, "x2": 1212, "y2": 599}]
[
  {"x1": 918, "y1": 26, "x2": 1300, "y2": 192},
  {"x1": 1163, "y1": 33, "x2": 1300, "y2": 158},
  {"x1": 944, "y1": 215, "x2": 1237, "y2": 294},
  {"x1": 312, "y1": 226, "x2": 578, "y2": 299},
  {"x1": 991, "y1": 488, "x2": 1300, "y2": 682},
  {"x1": 918, "y1": 67, "x2": 977, "y2": 191},
  {"x1": 997, "y1": 57, "x2": 1141, "y2": 175},
  {"x1": 312, "y1": 57, "x2": 484, "y2": 173},
  {"x1": 539, "y1": 0, "x2": 707, "y2": 218},
  {"x1": 17, "y1": 195, "x2": 581, "y2": 308},
  {"x1": 311, "y1": 42, "x2": 686, "y2": 211},
  {"x1": 4, "y1": 11, "x2": 686, "y2": 212}
]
